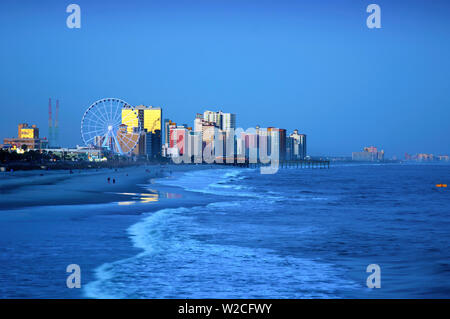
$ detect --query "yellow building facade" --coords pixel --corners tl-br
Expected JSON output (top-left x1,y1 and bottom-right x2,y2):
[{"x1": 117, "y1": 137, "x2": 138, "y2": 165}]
[
  {"x1": 18, "y1": 123, "x2": 39, "y2": 139},
  {"x1": 121, "y1": 109, "x2": 139, "y2": 133},
  {"x1": 121, "y1": 105, "x2": 161, "y2": 133},
  {"x1": 20, "y1": 128, "x2": 36, "y2": 139}
]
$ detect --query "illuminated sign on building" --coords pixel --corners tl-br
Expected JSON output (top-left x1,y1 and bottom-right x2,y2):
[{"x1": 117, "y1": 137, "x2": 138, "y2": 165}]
[{"x1": 20, "y1": 128, "x2": 36, "y2": 139}]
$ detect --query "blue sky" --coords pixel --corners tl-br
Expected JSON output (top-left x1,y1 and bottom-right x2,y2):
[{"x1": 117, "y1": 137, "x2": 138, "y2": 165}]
[{"x1": 1, "y1": 0, "x2": 449, "y2": 157}]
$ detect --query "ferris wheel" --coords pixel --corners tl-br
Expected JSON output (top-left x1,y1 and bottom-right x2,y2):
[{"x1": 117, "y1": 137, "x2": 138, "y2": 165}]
[{"x1": 80, "y1": 98, "x2": 142, "y2": 155}]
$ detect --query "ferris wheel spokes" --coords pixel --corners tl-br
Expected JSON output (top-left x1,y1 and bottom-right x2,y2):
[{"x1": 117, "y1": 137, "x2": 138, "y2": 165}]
[{"x1": 81, "y1": 98, "x2": 141, "y2": 155}]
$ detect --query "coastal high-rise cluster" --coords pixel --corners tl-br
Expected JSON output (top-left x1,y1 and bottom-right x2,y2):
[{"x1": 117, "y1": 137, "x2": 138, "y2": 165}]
[
  {"x1": 404, "y1": 153, "x2": 449, "y2": 162},
  {"x1": 352, "y1": 146, "x2": 385, "y2": 162},
  {"x1": 1, "y1": 102, "x2": 308, "y2": 163},
  {"x1": 3, "y1": 102, "x2": 449, "y2": 164},
  {"x1": 162, "y1": 109, "x2": 307, "y2": 162}
]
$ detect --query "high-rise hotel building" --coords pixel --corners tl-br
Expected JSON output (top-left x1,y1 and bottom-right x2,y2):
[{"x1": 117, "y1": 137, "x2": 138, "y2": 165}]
[
  {"x1": 288, "y1": 129, "x2": 307, "y2": 159},
  {"x1": 203, "y1": 110, "x2": 236, "y2": 131},
  {"x1": 200, "y1": 110, "x2": 236, "y2": 159},
  {"x1": 122, "y1": 105, "x2": 161, "y2": 134},
  {"x1": 121, "y1": 105, "x2": 162, "y2": 157},
  {"x1": 220, "y1": 112, "x2": 236, "y2": 131},
  {"x1": 267, "y1": 127, "x2": 286, "y2": 161}
]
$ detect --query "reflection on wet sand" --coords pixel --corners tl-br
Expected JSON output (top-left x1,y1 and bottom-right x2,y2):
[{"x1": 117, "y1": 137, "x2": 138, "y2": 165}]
[{"x1": 115, "y1": 190, "x2": 182, "y2": 205}]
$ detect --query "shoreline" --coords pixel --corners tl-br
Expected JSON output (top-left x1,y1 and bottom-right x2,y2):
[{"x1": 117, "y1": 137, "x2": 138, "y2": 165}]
[
  {"x1": 0, "y1": 164, "x2": 224, "y2": 210},
  {"x1": 0, "y1": 166, "x2": 159, "y2": 210},
  {"x1": 83, "y1": 166, "x2": 247, "y2": 299},
  {"x1": 0, "y1": 163, "x2": 228, "y2": 298}
]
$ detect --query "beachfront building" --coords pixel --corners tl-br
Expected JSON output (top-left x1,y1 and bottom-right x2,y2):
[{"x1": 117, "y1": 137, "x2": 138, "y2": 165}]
[
  {"x1": 289, "y1": 129, "x2": 307, "y2": 160},
  {"x1": 256, "y1": 126, "x2": 269, "y2": 161},
  {"x1": 131, "y1": 129, "x2": 161, "y2": 159},
  {"x1": 122, "y1": 105, "x2": 161, "y2": 133},
  {"x1": 3, "y1": 137, "x2": 48, "y2": 151},
  {"x1": 417, "y1": 153, "x2": 434, "y2": 161},
  {"x1": 194, "y1": 113, "x2": 203, "y2": 133},
  {"x1": 161, "y1": 120, "x2": 177, "y2": 158},
  {"x1": 238, "y1": 130, "x2": 258, "y2": 162},
  {"x1": 144, "y1": 129, "x2": 162, "y2": 159},
  {"x1": 203, "y1": 110, "x2": 236, "y2": 131},
  {"x1": 18, "y1": 123, "x2": 39, "y2": 139},
  {"x1": 268, "y1": 127, "x2": 286, "y2": 161},
  {"x1": 286, "y1": 136, "x2": 295, "y2": 160},
  {"x1": 201, "y1": 122, "x2": 216, "y2": 147},
  {"x1": 221, "y1": 112, "x2": 236, "y2": 131},
  {"x1": 40, "y1": 146, "x2": 104, "y2": 161},
  {"x1": 203, "y1": 110, "x2": 221, "y2": 128},
  {"x1": 352, "y1": 146, "x2": 385, "y2": 161},
  {"x1": 193, "y1": 113, "x2": 218, "y2": 150},
  {"x1": 404, "y1": 153, "x2": 449, "y2": 162},
  {"x1": 235, "y1": 126, "x2": 272, "y2": 163},
  {"x1": 121, "y1": 105, "x2": 162, "y2": 158},
  {"x1": 298, "y1": 134, "x2": 307, "y2": 159},
  {"x1": 2, "y1": 124, "x2": 48, "y2": 151},
  {"x1": 195, "y1": 111, "x2": 237, "y2": 161},
  {"x1": 187, "y1": 131, "x2": 202, "y2": 162},
  {"x1": 164, "y1": 119, "x2": 171, "y2": 146},
  {"x1": 169, "y1": 125, "x2": 189, "y2": 157}
]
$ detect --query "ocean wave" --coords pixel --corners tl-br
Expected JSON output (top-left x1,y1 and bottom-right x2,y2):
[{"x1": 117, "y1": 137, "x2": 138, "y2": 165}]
[
  {"x1": 155, "y1": 168, "x2": 258, "y2": 198},
  {"x1": 84, "y1": 168, "x2": 360, "y2": 298},
  {"x1": 157, "y1": 168, "x2": 340, "y2": 204},
  {"x1": 84, "y1": 205, "x2": 359, "y2": 298}
]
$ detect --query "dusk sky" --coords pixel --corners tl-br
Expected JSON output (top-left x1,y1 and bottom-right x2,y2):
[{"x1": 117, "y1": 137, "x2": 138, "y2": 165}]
[{"x1": 1, "y1": 0, "x2": 449, "y2": 157}]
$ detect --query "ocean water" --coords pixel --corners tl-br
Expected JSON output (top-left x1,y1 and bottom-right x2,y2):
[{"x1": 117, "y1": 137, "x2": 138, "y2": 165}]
[
  {"x1": 84, "y1": 164, "x2": 450, "y2": 298},
  {"x1": 0, "y1": 164, "x2": 449, "y2": 298}
]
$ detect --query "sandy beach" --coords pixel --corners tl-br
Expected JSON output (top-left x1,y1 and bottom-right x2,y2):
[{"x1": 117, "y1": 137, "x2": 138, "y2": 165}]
[
  {"x1": 0, "y1": 164, "x2": 217, "y2": 210},
  {"x1": 0, "y1": 167, "x2": 150, "y2": 210}
]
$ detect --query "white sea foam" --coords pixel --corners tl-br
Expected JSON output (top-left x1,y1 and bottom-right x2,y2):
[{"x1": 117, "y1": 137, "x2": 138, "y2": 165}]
[
  {"x1": 155, "y1": 168, "x2": 257, "y2": 198},
  {"x1": 83, "y1": 168, "x2": 359, "y2": 298},
  {"x1": 84, "y1": 199, "x2": 359, "y2": 298}
]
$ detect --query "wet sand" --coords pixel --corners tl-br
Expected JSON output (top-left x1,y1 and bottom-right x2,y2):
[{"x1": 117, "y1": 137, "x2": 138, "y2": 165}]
[{"x1": 0, "y1": 164, "x2": 217, "y2": 210}]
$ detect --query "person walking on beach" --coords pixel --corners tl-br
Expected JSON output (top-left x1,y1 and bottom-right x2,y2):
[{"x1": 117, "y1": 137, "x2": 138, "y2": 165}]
[
  {"x1": 107, "y1": 177, "x2": 110, "y2": 183},
  {"x1": 113, "y1": 178, "x2": 116, "y2": 184}
]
